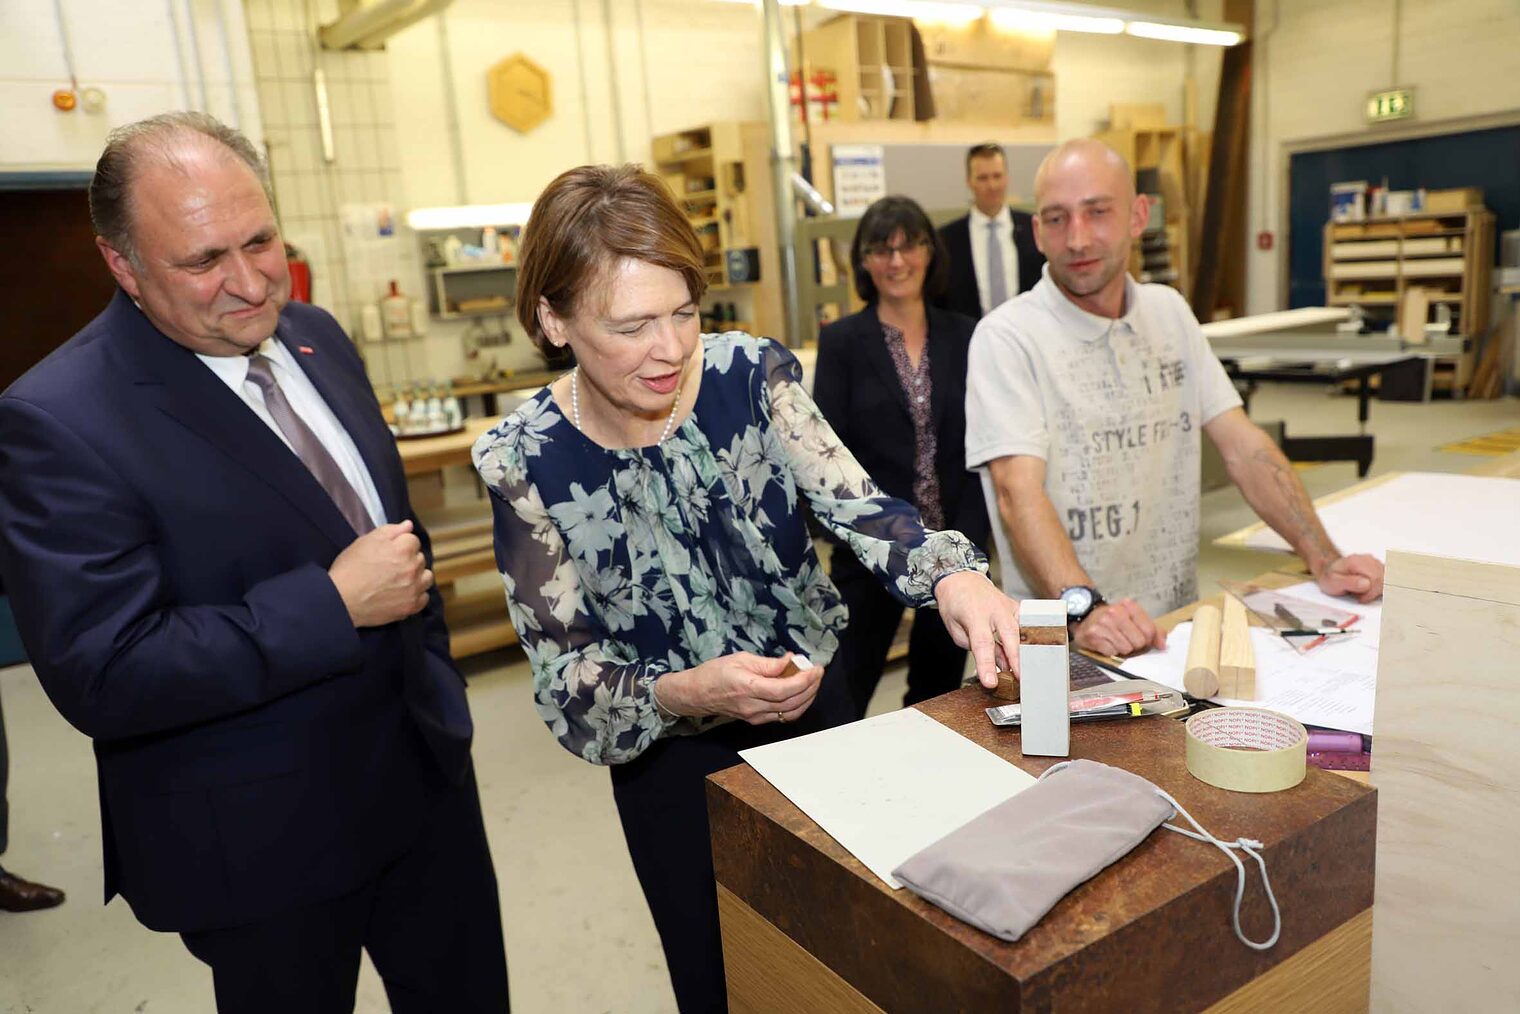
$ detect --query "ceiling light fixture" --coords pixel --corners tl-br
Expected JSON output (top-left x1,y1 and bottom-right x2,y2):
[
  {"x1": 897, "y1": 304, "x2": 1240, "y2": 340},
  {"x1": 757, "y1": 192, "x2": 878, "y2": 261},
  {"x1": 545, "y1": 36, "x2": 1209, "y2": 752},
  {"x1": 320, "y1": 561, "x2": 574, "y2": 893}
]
[
  {"x1": 713, "y1": 1, "x2": 1244, "y2": 46},
  {"x1": 1124, "y1": 19, "x2": 1241, "y2": 46},
  {"x1": 405, "y1": 203, "x2": 537, "y2": 231},
  {"x1": 988, "y1": 7, "x2": 1123, "y2": 34}
]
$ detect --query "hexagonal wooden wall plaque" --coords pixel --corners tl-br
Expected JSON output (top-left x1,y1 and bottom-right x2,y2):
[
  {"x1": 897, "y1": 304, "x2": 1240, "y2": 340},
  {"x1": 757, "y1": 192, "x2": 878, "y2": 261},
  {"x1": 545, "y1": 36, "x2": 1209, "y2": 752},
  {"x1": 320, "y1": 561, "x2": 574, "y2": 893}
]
[{"x1": 488, "y1": 54, "x2": 552, "y2": 134}]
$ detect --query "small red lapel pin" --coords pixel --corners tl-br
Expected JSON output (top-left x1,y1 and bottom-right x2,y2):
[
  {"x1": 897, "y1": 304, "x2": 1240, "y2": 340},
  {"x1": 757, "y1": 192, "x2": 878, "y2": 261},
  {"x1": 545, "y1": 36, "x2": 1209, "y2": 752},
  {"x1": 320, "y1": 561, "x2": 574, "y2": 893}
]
[{"x1": 298, "y1": 345, "x2": 315, "y2": 355}]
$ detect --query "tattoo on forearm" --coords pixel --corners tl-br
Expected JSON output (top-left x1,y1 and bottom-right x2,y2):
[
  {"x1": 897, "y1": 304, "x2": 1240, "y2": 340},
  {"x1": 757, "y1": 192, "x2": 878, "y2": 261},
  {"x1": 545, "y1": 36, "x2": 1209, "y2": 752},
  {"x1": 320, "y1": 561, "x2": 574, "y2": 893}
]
[{"x1": 1251, "y1": 447, "x2": 1337, "y2": 564}]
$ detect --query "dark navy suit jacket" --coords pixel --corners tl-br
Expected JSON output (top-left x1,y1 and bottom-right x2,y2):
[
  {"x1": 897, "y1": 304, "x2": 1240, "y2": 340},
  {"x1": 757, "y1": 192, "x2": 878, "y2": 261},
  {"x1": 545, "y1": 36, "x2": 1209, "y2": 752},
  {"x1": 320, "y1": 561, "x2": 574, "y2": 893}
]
[
  {"x1": 934, "y1": 209, "x2": 1045, "y2": 321},
  {"x1": 811, "y1": 304, "x2": 989, "y2": 583},
  {"x1": 0, "y1": 291, "x2": 473, "y2": 932}
]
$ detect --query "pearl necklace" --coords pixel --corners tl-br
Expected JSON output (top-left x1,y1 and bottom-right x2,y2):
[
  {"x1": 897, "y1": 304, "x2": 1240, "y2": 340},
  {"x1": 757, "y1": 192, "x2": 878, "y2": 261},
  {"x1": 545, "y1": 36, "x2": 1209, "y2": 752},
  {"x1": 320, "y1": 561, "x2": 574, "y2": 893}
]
[{"x1": 570, "y1": 365, "x2": 684, "y2": 446}]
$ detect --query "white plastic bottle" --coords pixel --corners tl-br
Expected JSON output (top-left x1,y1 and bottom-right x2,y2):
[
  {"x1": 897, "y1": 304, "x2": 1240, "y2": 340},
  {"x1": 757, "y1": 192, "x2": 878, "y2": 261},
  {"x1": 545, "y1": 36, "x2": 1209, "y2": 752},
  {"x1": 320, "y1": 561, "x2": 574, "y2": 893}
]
[{"x1": 442, "y1": 381, "x2": 462, "y2": 428}]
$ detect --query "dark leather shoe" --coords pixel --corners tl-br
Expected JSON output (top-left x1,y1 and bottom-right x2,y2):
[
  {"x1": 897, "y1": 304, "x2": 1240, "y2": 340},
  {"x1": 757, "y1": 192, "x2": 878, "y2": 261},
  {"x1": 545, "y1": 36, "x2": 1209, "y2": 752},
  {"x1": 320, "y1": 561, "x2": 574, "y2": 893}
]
[{"x1": 0, "y1": 869, "x2": 66, "y2": 912}]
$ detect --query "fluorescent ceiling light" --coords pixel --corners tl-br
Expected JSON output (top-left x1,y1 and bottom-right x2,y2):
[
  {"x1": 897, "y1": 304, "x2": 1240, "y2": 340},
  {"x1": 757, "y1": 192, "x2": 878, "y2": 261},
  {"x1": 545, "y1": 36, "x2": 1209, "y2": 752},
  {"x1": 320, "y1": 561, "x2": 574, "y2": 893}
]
[
  {"x1": 405, "y1": 203, "x2": 536, "y2": 230},
  {"x1": 989, "y1": 7, "x2": 1122, "y2": 34},
  {"x1": 1124, "y1": 20, "x2": 1241, "y2": 45},
  {"x1": 820, "y1": 0, "x2": 982, "y2": 21},
  {"x1": 709, "y1": 0, "x2": 1243, "y2": 44}
]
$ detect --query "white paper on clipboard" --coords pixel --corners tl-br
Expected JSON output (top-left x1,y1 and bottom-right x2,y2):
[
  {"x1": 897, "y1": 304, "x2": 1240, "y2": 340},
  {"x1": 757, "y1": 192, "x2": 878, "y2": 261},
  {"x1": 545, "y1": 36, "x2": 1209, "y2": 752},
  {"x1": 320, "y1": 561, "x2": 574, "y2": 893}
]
[{"x1": 739, "y1": 708, "x2": 1037, "y2": 889}]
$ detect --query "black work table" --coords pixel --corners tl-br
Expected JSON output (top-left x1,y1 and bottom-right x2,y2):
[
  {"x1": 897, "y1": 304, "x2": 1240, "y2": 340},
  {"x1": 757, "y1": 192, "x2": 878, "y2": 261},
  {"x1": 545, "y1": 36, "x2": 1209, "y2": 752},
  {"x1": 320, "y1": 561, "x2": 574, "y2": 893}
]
[{"x1": 1216, "y1": 349, "x2": 1424, "y2": 477}]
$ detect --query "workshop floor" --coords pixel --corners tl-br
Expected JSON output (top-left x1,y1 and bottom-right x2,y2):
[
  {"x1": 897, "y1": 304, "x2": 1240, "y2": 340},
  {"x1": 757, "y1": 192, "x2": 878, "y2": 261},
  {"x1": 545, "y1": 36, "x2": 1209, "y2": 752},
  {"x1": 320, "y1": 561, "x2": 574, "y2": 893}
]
[{"x1": 3, "y1": 385, "x2": 1516, "y2": 1014}]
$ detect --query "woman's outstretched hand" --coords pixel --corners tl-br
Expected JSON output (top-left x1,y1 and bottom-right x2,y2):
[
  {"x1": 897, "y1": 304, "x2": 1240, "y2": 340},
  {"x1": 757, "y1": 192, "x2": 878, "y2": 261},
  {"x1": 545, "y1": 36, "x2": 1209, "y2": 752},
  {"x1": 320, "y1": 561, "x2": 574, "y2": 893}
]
[{"x1": 934, "y1": 571, "x2": 1021, "y2": 689}]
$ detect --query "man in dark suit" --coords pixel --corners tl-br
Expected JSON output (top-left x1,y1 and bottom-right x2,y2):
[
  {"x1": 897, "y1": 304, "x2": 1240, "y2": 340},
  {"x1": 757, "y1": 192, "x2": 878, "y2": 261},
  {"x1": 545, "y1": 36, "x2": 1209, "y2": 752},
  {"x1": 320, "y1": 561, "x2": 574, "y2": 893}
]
[
  {"x1": 0, "y1": 113, "x2": 508, "y2": 1013},
  {"x1": 936, "y1": 142, "x2": 1045, "y2": 320}
]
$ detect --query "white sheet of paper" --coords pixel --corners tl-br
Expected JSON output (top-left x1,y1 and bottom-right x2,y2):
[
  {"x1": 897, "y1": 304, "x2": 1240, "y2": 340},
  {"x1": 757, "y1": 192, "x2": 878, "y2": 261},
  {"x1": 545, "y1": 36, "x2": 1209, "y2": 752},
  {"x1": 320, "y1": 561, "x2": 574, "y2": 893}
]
[
  {"x1": 1244, "y1": 472, "x2": 1520, "y2": 568},
  {"x1": 738, "y1": 708, "x2": 1037, "y2": 889},
  {"x1": 1118, "y1": 615, "x2": 1378, "y2": 735}
]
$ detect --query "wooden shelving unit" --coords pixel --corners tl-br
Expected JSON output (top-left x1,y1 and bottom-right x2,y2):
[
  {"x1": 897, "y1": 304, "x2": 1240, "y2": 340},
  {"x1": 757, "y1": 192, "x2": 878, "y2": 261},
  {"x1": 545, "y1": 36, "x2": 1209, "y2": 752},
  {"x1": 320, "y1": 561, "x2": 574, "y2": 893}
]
[
  {"x1": 1324, "y1": 208, "x2": 1495, "y2": 390},
  {"x1": 1098, "y1": 123, "x2": 1191, "y2": 299},
  {"x1": 793, "y1": 14, "x2": 916, "y2": 122},
  {"x1": 650, "y1": 122, "x2": 785, "y2": 340}
]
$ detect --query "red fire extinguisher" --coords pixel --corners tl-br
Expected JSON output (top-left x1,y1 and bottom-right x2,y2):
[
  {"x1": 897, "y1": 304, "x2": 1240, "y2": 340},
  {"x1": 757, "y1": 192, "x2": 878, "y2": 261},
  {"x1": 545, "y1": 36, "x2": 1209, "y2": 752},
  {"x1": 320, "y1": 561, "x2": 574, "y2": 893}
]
[{"x1": 285, "y1": 243, "x2": 312, "y2": 303}]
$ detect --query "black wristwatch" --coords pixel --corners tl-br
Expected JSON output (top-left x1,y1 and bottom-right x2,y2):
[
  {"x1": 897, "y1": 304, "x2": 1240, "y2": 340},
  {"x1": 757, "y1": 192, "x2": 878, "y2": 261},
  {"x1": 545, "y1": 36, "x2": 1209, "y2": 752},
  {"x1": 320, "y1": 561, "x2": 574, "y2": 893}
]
[{"x1": 1059, "y1": 585, "x2": 1105, "y2": 624}]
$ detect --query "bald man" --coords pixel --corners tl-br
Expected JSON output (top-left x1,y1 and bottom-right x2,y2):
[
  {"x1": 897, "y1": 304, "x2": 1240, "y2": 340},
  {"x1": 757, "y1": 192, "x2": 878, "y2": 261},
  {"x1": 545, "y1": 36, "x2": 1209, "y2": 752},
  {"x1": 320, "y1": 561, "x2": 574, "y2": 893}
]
[{"x1": 964, "y1": 139, "x2": 1383, "y2": 658}]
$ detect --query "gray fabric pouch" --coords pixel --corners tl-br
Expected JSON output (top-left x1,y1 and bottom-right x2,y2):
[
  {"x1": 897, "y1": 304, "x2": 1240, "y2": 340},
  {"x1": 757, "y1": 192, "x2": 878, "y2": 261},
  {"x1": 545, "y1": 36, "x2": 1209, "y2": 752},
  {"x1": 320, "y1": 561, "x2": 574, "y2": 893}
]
[{"x1": 891, "y1": 759, "x2": 1174, "y2": 943}]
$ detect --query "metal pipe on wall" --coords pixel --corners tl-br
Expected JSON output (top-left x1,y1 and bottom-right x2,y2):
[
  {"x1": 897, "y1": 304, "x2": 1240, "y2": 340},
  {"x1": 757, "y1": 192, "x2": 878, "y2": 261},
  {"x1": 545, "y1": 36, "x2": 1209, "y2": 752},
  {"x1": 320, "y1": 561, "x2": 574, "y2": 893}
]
[
  {"x1": 760, "y1": 0, "x2": 802, "y2": 346},
  {"x1": 601, "y1": 0, "x2": 627, "y2": 162}
]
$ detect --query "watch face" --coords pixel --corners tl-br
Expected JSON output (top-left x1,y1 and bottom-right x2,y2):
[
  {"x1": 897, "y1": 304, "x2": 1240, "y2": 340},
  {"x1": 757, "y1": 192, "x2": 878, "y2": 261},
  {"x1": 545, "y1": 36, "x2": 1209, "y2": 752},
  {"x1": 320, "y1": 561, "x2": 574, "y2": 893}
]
[{"x1": 1062, "y1": 586, "x2": 1094, "y2": 617}]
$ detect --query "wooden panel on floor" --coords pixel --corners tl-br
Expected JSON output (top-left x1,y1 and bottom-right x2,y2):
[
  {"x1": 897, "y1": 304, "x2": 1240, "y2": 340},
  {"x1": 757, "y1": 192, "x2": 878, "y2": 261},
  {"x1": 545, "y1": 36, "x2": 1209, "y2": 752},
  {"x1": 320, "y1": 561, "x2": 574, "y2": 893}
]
[
  {"x1": 719, "y1": 885, "x2": 883, "y2": 1014},
  {"x1": 1370, "y1": 551, "x2": 1520, "y2": 1011},
  {"x1": 1206, "y1": 909, "x2": 1371, "y2": 1014},
  {"x1": 721, "y1": 882, "x2": 1371, "y2": 1014}
]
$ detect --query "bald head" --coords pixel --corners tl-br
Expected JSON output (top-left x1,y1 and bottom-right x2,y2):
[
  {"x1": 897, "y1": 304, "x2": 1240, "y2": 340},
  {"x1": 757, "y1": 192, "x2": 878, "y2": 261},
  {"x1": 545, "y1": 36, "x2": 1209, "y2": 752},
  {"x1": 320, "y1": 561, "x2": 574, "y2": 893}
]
[
  {"x1": 1033, "y1": 138, "x2": 1134, "y2": 211},
  {"x1": 1028, "y1": 138, "x2": 1148, "y2": 318}
]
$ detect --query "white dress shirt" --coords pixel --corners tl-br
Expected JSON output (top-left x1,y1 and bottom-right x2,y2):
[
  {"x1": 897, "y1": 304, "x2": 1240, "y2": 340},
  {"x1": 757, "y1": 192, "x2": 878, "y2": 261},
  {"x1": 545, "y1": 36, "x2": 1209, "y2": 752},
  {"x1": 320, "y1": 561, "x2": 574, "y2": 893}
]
[
  {"x1": 197, "y1": 338, "x2": 388, "y2": 529},
  {"x1": 968, "y1": 204, "x2": 1019, "y2": 316}
]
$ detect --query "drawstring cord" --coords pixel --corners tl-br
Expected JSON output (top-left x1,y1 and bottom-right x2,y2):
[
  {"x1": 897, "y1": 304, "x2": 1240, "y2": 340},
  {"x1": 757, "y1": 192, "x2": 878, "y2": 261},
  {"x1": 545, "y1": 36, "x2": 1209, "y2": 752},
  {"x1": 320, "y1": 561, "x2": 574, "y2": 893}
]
[{"x1": 1038, "y1": 763, "x2": 1282, "y2": 951}]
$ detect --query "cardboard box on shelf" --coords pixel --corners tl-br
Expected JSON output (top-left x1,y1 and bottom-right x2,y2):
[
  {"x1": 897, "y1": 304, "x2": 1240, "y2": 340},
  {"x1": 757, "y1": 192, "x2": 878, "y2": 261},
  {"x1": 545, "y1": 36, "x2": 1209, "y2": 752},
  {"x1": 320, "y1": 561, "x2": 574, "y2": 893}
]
[{"x1": 1424, "y1": 187, "x2": 1484, "y2": 214}]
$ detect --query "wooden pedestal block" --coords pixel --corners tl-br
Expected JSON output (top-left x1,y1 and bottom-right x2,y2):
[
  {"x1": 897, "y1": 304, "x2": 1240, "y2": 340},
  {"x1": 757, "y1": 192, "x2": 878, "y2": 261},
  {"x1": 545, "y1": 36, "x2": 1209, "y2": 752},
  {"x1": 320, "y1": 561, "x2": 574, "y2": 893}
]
[{"x1": 709, "y1": 690, "x2": 1376, "y2": 1013}]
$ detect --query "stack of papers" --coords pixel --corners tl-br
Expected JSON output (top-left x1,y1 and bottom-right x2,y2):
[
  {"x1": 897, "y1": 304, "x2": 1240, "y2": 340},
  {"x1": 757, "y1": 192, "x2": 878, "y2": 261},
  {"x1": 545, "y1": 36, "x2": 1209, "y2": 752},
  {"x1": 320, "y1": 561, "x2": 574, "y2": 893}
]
[{"x1": 1118, "y1": 582, "x2": 1381, "y2": 735}]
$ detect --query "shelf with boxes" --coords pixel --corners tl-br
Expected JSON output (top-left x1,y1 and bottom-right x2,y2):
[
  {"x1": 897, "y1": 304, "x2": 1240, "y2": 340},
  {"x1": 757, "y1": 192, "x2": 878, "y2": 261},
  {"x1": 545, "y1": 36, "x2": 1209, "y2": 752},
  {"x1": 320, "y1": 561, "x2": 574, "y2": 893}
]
[
  {"x1": 1324, "y1": 206, "x2": 1495, "y2": 392},
  {"x1": 414, "y1": 224, "x2": 522, "y2": 321}
]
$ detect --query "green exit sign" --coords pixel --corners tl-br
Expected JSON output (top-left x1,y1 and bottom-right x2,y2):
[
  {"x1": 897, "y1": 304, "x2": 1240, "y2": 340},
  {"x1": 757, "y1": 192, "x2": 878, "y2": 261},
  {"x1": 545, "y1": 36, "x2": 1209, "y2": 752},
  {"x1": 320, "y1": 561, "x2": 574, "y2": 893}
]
[{"x1": 1367, "y1": 88, "x2": 1414, "y2": 122}]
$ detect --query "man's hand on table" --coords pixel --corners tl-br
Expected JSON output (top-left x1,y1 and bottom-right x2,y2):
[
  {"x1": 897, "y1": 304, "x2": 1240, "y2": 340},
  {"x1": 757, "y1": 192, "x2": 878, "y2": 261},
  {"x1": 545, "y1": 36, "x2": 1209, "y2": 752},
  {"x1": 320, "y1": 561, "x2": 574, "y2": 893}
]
[
  {"x1": 1071, "y1": 598, "x2": 1167, "y2": 657},
  {"x1": 1315, "y1": 553, "x2": 1384, "y2": 603}
]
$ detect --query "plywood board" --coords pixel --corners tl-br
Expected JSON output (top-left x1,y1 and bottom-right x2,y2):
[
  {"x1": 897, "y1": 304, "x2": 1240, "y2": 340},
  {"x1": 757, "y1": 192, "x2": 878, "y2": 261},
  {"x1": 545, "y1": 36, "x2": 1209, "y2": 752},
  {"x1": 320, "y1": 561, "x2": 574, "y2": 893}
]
[
  {"x1": 1242, "y1": 472, "x2": 1520, "y2": 568},
  {"x1": 1370, "y1": 550, "x2": 1520, "y2": 1011}
]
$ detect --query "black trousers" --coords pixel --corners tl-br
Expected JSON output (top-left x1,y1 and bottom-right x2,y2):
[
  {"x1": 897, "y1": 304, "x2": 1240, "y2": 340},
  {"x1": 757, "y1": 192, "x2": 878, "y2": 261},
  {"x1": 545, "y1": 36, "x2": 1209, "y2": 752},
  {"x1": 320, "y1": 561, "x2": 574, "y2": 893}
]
[
  {"x1": 611, "y1": 676, "x2": 852, "y2": 1013},
  {"x1": 0, "y1": 688, "x2": 8, "y2": 856},
  {"x1": 181, "y1": 764, "x2": 509, "y2": 1014},
  {"x1": 828, "y1": 569, "x2": 970, "y2": 720}
]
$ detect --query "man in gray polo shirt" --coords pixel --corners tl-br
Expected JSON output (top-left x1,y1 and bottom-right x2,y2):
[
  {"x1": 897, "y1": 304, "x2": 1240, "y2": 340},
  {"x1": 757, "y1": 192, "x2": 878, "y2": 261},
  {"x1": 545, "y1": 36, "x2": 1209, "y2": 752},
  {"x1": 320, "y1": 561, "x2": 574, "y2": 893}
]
[{"x1": 965, "y1": 139, "x2": 1383, "y2": 658}]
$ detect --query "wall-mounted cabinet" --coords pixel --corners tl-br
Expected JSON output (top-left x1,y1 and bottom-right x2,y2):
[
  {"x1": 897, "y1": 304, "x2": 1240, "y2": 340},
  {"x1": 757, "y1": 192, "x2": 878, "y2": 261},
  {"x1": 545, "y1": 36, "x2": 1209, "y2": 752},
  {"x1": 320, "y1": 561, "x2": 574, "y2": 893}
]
[{"x1": 428, "y1": 263, "x2": 518, "y2": 321}]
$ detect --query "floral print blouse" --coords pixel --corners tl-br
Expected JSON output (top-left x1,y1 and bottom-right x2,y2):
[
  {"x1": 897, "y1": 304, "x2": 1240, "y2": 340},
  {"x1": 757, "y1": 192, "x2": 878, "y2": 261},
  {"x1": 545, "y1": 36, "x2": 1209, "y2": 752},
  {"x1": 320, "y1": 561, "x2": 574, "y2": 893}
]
[{"x1": 472, "y1": 333, "x2": 986, "y2": 765}]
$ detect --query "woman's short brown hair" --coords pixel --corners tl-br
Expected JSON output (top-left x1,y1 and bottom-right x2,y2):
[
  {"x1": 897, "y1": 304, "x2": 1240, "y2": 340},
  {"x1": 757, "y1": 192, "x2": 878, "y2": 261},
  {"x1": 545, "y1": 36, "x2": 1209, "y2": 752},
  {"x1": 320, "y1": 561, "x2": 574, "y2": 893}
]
[{"x1": 515, "y1": 164, "x2": 708, "y2": 352}]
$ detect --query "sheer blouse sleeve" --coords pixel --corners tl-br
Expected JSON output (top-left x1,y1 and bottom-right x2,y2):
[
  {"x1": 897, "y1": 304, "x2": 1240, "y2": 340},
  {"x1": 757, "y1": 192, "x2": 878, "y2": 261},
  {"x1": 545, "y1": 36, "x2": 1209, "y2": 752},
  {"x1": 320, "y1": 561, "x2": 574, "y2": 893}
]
[
  {"x1": 761, "y1": 342, "x2": 987, "y2": 606},
  {"x1": 472, "y1": 408, "x2": 685, "y2": 766}
]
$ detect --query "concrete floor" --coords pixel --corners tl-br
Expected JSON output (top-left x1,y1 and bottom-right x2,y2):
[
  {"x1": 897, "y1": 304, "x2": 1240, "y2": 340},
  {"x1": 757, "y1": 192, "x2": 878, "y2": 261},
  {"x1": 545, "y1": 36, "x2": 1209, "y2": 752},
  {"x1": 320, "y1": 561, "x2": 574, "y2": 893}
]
[{"x1": 2, "y1": 384, "x2": 1516, "y2": 1013}]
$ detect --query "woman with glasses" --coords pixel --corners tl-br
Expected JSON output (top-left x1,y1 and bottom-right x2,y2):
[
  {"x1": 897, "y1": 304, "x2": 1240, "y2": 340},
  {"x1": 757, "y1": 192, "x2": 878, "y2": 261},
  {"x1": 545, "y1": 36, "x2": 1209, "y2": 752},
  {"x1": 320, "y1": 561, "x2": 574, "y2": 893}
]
[
  {"x1": 812, "y1": 195, "x2": 992, "y2": 719},
  {"x1": 473, "y1": 167, "x2": 1020, "y2": 1012}
]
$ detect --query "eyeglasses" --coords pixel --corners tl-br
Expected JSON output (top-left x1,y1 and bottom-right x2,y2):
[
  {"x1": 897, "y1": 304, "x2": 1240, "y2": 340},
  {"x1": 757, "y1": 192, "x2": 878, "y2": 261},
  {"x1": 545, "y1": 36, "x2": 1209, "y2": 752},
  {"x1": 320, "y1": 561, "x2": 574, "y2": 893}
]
[{"x1": 863, "y1": 238, "x2": 930, "y2": 262}]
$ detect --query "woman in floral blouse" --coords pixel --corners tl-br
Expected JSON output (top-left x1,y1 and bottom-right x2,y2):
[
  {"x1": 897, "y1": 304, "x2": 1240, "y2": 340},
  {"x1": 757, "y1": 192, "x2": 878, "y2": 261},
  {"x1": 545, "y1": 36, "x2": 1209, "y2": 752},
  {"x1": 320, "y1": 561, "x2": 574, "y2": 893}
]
[
  {"x1": 473, "y1": 164, "x2": 1021, "y2": 1013},
  {"x1": 812, "y1": 196, "x2": 988, "y2": 720}
]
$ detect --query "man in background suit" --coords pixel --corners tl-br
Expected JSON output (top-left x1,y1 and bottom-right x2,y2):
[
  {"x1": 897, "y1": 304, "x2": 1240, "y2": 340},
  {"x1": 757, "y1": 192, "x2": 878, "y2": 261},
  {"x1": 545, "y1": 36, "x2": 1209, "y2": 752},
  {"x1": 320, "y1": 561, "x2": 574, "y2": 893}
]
[
  {"x1": 936, "y1": 142, "x2": 1045, "y2": 320},
  {"x1": 0, "y1": 113, "x2": 508, "y2": 1013}
]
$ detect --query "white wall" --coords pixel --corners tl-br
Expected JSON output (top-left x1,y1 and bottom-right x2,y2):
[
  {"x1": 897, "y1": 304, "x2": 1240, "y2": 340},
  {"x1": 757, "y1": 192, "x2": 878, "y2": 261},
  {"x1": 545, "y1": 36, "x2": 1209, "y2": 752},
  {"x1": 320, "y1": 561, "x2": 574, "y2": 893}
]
[
  {"x1": 0, "y1": 0, "x2": 260, "y2": 171},
  {"x1": 1245, "y1": 0, "x2": 1520, "y2": 313},
  {"x1": 382, "y1": 0, "x2": 772, "y2": 382},
  {"x1": 1052, "y1": 0, "x2": 1223, "y2": 140},
  {"x1": 384, "y1": 0, "x2": 1234, "y2": 382},
  {"x1": 387, "y1": 0, "x2": 769, "y2": 211}
]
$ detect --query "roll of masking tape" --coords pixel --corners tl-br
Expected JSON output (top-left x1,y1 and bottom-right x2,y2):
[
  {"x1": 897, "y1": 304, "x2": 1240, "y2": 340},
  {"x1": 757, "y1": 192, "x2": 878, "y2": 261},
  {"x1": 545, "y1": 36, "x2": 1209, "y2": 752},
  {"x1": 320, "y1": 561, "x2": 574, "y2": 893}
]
[{"x1": 1185, "y1": 708, "x2": 1307, "y2": 793}]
